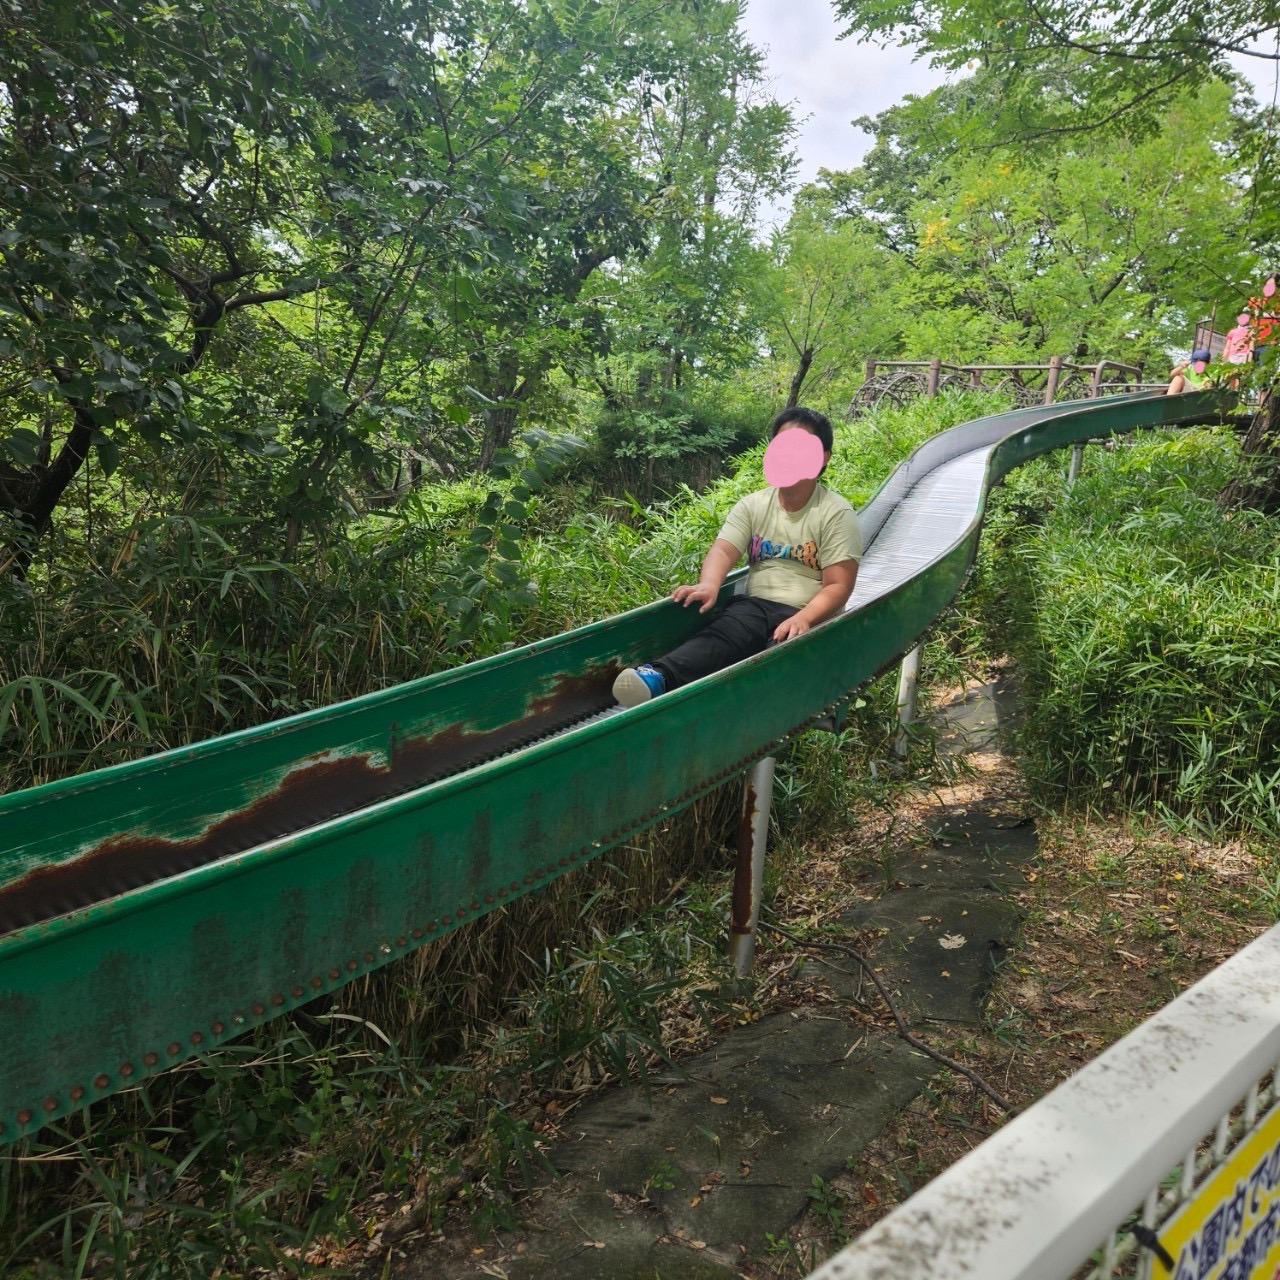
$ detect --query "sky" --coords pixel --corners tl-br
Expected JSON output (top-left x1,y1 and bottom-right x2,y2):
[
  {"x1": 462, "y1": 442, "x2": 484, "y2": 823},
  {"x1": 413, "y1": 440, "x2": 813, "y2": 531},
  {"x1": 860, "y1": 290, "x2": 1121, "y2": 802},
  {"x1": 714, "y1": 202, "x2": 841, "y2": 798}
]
[
  {"x1": 740, "y1": 0, "x2": 1280, "y2": 230},
  {"x1": 739, "y1": 0, "x2": 949, "y2": 227}
]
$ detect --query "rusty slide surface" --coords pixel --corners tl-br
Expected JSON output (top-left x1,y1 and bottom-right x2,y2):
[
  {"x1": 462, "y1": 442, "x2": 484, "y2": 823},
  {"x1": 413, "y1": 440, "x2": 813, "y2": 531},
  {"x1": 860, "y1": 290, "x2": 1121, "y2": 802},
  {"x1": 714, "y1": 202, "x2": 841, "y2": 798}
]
[{"x1": 0, "y1": 669, "x2": 616, "y2": 936}]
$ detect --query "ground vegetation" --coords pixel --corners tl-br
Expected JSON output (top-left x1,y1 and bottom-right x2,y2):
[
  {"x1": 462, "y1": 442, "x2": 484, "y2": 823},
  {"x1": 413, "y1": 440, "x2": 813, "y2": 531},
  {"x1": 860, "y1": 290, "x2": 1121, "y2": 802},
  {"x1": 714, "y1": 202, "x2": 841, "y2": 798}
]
[{"x1": 974, "y1": 428, "x2": 1280, "y2": 835}]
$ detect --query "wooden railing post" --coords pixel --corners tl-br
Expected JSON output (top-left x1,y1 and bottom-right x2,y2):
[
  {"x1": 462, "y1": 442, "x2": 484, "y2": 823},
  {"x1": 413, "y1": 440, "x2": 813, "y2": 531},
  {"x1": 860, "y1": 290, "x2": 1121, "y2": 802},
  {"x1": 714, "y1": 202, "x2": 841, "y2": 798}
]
[
  {"x1": 927, "y1": 357, "x2": 942, "y2": 397},
  {"x1": 1043, "y1": 355, "x2": 1063, "y2": 404}
]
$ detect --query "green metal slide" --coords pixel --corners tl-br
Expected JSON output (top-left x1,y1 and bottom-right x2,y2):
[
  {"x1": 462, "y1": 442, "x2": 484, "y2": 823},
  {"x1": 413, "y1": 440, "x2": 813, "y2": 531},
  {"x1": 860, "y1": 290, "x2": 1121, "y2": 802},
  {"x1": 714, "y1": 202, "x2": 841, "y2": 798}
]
[{"x1": 0, "y1": 390, "x2": 1217, "y2": 1143}]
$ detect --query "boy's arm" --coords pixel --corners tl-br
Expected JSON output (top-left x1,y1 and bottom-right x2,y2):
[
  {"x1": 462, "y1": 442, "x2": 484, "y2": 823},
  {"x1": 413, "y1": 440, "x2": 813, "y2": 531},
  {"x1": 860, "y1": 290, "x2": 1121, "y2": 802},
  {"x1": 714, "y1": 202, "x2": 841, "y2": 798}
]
[
  {"x1": 772, "y1": 559, "x2": 858, "y2": 642},
  {"x1": 672, "y1": 538, "x2": 743, "y2": 613}
]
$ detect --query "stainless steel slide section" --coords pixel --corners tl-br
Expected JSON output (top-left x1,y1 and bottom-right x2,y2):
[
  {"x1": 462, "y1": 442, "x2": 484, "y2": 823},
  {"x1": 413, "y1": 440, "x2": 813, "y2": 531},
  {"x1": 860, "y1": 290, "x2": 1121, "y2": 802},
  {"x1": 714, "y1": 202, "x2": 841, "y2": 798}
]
[
  {"x1": 851, "y1": 446, "x2": 991, "y2": 608},
  {"x1": 850, "y1": 393, "x2": 1167, "y2": 607}
]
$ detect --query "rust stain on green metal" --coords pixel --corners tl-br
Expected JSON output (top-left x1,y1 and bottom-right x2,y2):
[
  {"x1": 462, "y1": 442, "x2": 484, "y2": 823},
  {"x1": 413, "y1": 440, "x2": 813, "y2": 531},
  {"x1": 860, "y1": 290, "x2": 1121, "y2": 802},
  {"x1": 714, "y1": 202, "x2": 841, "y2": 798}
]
[{"x1": 0, "y1": 667, "x2": 616, "y2": 934}]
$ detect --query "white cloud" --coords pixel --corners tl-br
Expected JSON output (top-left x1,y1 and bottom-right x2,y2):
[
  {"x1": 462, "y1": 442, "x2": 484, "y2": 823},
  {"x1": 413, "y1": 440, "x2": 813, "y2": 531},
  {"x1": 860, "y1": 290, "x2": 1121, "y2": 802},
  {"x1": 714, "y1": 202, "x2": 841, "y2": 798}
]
[{"x1": 740, "y1": 0, "x2": 949, "y2": 227}]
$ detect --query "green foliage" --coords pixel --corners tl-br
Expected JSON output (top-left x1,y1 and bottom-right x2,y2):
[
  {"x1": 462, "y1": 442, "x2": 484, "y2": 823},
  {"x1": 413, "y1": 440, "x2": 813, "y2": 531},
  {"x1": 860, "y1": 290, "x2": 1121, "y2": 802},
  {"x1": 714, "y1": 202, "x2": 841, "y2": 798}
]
[
  {"x1": 771, "y1": 701, "x2": 899, "y2": 841},
  {"x1": 584, "y1": 394, "x2": 763, "y2": 500},
  {"x1": 581, "y1": 2, "x2": 795, "y2": 418},
  {"x1": 504, "y1": 921, "x2": 718, "y2": 1089},
  {"x1": 831, "y1": 0, "x2": 1280, "y2": 201},
  {"x1": 0, "y1": 1014, "x2": 543, "y2": 1278},
  {"x1": 795, "y1": 75, "x2": 1268, "y2": 371},
  {"x1": 906, "y1": 83, "x2": 1259, "y2": 366},
  {"x1": 1253, "y1": 863, "x2": 1280, "y2": 920},
  {"x1": 806, "y1": 1174, "x2": 849, "y2": 1246},
  {"x1": 763, "y1": 209, "x2": 907, "y2": 406},
  {"x1": 0, "y1": 0, "x2": 795, "y2": 573},
  {"x1": 978, "y1": 428, "x2": 1280, "y2": 834},
  {"x1": 0, "y1": 426, "x2": 584, "y2": 789},
  {"x1": 642, "y1": 1157, "x2": 678, "y2": 1197}
]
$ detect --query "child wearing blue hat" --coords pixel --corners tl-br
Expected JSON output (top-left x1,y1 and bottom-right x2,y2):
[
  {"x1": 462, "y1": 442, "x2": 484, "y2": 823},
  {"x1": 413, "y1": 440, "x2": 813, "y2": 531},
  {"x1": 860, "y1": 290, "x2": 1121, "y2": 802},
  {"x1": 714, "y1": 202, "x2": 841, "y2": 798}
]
[{"x1": 1166, "y1": 348, "x2": 1213, "y2": 395}]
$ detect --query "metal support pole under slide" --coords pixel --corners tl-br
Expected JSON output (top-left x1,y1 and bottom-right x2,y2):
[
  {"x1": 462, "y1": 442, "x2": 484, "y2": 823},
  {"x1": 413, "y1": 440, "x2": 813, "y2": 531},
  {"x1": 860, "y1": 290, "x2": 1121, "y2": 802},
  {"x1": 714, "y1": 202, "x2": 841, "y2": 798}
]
[
  {"x1": 894, "y1": 644, "x2": 923, "y2": 759},
  {"x1": 729, "y1": 756, "x2": 776, "y2": 978},
  {"x1": 1067, "y1": 441, "x2": 1085, "y2": 489}
]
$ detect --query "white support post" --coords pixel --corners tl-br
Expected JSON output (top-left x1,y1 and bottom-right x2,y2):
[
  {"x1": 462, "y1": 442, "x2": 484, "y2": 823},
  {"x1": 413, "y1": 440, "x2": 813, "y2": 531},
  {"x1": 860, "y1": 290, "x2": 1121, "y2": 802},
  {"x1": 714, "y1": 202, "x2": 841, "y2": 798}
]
[
  {"x1": 1067, "y1": 442, "x2": 1085, "y2": 490},
  {"x1": 729, "y1": 756, "x2": 776, "y2": 978},
  {"x1": 894, "y1": 644, "x2": 923, "y2": 759}
]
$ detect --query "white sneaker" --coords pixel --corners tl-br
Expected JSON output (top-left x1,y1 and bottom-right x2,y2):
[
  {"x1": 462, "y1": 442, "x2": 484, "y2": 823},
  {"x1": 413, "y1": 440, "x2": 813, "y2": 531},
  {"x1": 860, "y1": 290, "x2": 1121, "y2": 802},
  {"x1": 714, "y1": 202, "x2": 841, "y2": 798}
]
[{"x1": 612, "y1": 665, "x2": 666, "y2": 707}]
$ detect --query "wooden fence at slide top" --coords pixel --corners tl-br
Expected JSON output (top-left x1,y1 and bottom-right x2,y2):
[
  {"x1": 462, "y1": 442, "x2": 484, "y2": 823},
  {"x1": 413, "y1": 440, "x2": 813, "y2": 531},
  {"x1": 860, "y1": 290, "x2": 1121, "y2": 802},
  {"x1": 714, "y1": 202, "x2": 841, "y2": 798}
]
[{"x1": 850, "y1": 356, "x2": 1161, "y2": 415}]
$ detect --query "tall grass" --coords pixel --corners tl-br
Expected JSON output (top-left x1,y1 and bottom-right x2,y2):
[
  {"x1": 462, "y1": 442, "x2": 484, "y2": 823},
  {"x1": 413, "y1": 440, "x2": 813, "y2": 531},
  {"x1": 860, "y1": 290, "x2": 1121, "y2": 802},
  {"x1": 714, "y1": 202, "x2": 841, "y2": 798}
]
[{"x1": 974, "y1": 428, "x2": 1280, "y2": 835}]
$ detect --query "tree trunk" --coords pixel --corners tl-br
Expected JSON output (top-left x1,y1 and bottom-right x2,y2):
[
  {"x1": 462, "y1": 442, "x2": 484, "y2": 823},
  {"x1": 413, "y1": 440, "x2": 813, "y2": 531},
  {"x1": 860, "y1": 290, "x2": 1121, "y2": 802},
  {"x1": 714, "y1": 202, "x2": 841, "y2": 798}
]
[
  {"x1": 1219, "y1": 394, "x2": 1280, "y2": 514},
  {"x1": 786, "y1": 346, "x2": 814, "y2": 408},
  {"x1": 1, "y1": 409, "x2": 95, "y2": 579}
]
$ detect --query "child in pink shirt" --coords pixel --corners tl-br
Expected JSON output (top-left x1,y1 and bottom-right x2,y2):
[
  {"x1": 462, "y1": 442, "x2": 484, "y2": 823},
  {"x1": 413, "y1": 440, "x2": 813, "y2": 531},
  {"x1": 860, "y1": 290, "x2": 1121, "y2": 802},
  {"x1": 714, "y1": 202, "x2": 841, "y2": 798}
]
[{"x1": 1223, "y1": 315, "x2": 1254, "y2": 364}]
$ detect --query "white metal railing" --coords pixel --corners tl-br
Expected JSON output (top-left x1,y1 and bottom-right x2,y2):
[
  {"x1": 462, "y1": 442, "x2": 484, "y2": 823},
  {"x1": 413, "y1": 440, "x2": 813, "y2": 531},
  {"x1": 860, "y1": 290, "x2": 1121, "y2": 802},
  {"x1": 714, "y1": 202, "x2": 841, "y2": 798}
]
[{"x1": 804, "y1": 923, "x2": 1280, "y2": 1280}]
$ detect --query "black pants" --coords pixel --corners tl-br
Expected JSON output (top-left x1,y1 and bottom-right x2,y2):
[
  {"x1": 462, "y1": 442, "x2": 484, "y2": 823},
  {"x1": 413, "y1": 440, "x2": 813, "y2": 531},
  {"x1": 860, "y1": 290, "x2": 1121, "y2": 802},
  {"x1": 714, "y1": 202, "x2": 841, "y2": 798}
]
[{"x1": 653, "y1": 596, "x2": 799, "y2": 691}]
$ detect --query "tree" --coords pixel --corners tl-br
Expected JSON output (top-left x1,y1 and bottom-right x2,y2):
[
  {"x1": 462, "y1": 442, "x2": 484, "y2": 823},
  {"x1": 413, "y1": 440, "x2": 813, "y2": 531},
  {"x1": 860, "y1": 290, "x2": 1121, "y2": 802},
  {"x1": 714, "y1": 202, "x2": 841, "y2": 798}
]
[
  {"x1": 764, "y1": 206, "x2": 905, "y2": 407},
  {"x1": 0, "y1": 0, "x2": 801, "y2": 575},
  {"x1": 589, "y1": 0, "x2": 796, "y2": 404},
  {"x1": 0, "y1": 0, "x2": 545, "y2": 572},
  {"x1": 0, "y1": 0, "x2": 321, "y2": 572},
  {"x1": 832, "y1": 0, "x2": 1280, "y2": 155},
  {"x1": 797, "y1": 75, "x2": 1265, "y2": 371}
]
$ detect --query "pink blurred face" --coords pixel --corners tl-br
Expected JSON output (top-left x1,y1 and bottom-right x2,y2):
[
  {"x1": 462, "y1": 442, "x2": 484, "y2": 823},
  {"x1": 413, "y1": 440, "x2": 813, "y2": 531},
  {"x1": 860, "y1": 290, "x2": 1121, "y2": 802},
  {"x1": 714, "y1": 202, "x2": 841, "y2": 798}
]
[{"x1": 763, "y1": 424, "x2": 828, "y2": 488}]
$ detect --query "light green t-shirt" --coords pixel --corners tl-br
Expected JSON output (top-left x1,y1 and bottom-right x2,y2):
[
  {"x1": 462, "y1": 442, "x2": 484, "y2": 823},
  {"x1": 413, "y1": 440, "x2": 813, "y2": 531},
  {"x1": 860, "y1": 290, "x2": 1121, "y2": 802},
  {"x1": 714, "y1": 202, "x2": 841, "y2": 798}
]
[{"x1": 718, "y1": 484, "x2": 862, "y2": 610}]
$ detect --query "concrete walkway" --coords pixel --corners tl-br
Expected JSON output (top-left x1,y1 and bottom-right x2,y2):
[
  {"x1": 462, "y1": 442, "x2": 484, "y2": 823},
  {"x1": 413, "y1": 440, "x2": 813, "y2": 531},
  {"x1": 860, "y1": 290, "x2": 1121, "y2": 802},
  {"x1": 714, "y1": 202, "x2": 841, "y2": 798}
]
[{"x1": 429, "y1": 673, "x2": 1030, "y2": 1280}]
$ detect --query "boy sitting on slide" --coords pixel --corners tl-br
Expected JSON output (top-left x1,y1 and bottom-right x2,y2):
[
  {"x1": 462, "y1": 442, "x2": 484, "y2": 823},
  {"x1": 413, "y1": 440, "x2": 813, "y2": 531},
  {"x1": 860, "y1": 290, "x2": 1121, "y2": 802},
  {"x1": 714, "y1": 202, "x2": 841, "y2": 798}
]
[{"x1": 613, "y1": 406, "x2": 861, "y2": 707}]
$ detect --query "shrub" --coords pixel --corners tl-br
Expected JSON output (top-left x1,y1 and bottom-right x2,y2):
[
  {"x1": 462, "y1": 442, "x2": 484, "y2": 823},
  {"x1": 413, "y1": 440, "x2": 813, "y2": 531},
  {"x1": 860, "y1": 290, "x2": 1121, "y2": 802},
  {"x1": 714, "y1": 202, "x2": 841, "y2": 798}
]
[{"x1": 979, "y1": 428, "x2": 1280, "y2": 834}]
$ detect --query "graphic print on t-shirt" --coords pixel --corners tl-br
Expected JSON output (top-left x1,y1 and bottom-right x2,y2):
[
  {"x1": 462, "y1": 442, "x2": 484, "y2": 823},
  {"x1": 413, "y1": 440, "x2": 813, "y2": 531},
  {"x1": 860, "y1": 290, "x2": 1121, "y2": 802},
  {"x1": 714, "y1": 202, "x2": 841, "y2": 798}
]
[
  {"x1": 749, "y1": 534, "x2": 820, "y2": 571},
  {"x1": 718, "y1": 484, "x2": 862, "y2": 610}
]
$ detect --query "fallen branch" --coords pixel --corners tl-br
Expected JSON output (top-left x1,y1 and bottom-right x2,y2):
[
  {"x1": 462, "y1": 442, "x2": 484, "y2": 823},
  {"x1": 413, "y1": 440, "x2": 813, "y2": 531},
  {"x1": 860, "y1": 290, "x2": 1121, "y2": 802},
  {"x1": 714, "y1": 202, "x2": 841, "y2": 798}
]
[{"x1": 761, "y1": 920, "x2": 1018, "y2": 1117}]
